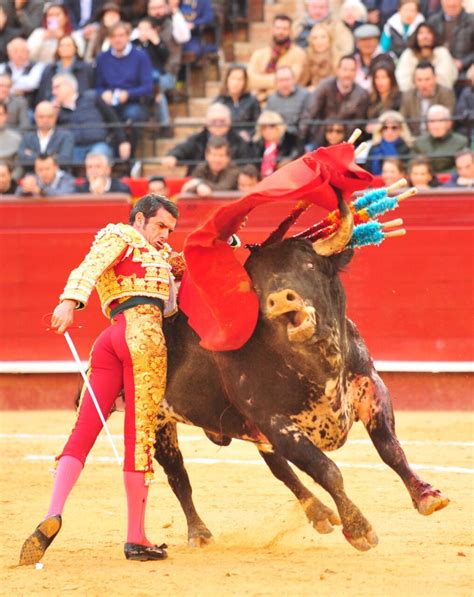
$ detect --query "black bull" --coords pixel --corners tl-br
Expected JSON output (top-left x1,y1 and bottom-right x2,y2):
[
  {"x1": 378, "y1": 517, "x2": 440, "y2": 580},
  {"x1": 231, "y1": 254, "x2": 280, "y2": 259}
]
[{"x1": 154, "y1": 237, "x2": 449, "y2": 552}]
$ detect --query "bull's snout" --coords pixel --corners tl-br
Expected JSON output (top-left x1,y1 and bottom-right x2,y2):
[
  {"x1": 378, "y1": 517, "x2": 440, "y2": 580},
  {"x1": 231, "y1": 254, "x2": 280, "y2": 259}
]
[{"x1": 266, "y1": 289, "x2": 304, "y2": 317}]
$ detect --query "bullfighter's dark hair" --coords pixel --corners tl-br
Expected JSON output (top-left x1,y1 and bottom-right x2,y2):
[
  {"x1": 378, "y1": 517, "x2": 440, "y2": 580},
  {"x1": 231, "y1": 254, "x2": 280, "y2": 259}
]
[
  {"x1": 273, "y1": 13, "x2": 292, "y2": 24},
  {"x1": 129, "y1": 194, "x2": 179, "y2": 224}
]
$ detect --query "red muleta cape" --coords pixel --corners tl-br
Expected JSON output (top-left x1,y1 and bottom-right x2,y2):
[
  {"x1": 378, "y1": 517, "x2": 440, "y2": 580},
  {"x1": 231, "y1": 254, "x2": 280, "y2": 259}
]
[{"x1": 179, "y1": 143, "x2": 374, "y2": 351}]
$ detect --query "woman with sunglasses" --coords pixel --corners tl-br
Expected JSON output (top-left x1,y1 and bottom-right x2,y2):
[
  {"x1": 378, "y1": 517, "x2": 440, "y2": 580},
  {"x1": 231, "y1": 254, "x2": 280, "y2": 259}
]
[
  {"x1": 253, "y1": 110, "x2": 299, "y2": 178},
  {"x1": 367, "y1": 110, "x2": 413, "y2": 175}
]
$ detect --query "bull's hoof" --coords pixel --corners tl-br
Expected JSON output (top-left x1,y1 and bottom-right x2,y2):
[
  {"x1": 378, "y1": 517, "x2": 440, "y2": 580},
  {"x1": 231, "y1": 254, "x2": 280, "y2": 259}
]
[
  {"x1": 343, "y1": 528, "x2": 379, "y2": 552},
  {"x1": 188, "y1": 529, "x2": 214, "y2": 548},
  {"x1": 302, "y1": 497, "x2": 341, "y2": 534},
  {"x1": 416, "y1": 491, "x2": 450, "y2": 516}
]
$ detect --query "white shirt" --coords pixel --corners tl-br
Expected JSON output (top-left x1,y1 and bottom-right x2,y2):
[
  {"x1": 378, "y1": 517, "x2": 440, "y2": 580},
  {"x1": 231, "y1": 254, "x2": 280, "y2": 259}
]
[{"x1": 38, "y1": 130, "x2": 54, "y2": 153}]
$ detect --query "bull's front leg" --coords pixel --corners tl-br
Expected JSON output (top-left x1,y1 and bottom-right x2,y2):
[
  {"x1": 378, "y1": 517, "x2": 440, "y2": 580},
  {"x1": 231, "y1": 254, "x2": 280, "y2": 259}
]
[
  {"x1": 256, "y1": 415, "x2": 378, "y2": 551},
  {"x1": 154, "y1": 422, "x2": 214, "y2": 547},
  {"x1": 257, "y1": 447, "x2": 341, "y2": 534},
  {"x1": 353, "y1": 372, "x2": 449, "y2": 515}
]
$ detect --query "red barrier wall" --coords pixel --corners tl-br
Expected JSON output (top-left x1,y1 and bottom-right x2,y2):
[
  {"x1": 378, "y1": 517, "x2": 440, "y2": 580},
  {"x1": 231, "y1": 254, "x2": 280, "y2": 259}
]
[
  {"x1": 1, "y1": 189, "x2": 473, "y2": 410},
  {"x1": 1, "y1": 190, "x2": 473, "y2": 363}
]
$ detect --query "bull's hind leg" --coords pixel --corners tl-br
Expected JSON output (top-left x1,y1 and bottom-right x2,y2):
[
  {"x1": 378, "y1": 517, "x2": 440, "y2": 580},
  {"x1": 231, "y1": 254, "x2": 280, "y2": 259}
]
[
  {"x1": 354, "y1": 372, "x2": 449, "y2": 515},
  {"x1": 255, "y1": 416, "x2": 378, "y2": 551},
  {"x1": 154, "y1": 423, "x2": 214, "y2": 547},
  {"x1": 257, "y1": 447, "x2": 341, "y2": 534}
]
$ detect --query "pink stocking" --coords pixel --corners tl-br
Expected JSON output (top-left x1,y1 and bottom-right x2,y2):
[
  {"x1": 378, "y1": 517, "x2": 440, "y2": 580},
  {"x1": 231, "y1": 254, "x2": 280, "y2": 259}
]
[
  {"x1": 46, "y1": 455, "x2": 83, "y2": 518},
  {"x1": 124, "y1": 471, "x2": 152, "y2": 546}
]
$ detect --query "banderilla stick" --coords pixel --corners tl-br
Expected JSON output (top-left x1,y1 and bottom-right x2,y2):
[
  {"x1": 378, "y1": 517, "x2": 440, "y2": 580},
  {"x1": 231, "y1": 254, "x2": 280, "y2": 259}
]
[{"x1": 64, "y1": 331, "x2": 122, "y2": 466}]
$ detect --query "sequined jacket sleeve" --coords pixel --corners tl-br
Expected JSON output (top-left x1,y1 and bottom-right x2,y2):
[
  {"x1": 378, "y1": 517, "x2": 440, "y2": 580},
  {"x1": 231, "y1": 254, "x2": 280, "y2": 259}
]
[{"x1": 59, "y1": 225, "x2": 129, "y2": 309}]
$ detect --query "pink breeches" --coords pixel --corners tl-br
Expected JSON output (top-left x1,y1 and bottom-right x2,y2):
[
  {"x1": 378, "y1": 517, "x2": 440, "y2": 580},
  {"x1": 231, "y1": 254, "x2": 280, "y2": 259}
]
[{"x1": 59, "y1": 305, "x2": 166, "y2": 482}]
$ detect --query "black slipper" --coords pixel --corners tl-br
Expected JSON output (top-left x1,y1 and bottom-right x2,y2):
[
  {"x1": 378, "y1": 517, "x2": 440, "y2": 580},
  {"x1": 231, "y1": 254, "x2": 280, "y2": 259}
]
[
  {"x1": 124, "y1": 542, "x2": 168, "y2": 561},
  {"x1": 19, "y1": 515, "x2": 62, "y2": 566}
]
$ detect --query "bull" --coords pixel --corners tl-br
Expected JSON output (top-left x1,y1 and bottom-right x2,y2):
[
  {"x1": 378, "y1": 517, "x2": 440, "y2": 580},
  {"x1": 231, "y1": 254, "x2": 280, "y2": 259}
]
[{"x1": 153, "y1": 197, "x2": 449, "y2": 552}]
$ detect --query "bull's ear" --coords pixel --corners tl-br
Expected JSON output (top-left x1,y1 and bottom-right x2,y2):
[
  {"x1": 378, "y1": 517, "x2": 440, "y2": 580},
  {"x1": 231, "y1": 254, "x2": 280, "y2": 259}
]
[{"x1": 329, "y1": 248, "x2": 354, "y2": 272}]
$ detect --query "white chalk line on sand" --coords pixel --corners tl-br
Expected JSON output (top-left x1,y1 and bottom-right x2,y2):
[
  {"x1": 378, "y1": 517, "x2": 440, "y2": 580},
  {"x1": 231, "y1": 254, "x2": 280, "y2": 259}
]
[
  {"x1": 22, "y1": 454, "x2": 473, "y2": 475},
  {"x1": 1, "y1": 433, "x2": 473, "y2": 448}
]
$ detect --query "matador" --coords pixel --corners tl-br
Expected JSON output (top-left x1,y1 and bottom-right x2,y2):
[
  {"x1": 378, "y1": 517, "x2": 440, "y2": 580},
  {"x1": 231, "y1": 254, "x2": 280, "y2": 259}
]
[{"x1": 20, "y1": 194, "x2": 186, "y2": 564}]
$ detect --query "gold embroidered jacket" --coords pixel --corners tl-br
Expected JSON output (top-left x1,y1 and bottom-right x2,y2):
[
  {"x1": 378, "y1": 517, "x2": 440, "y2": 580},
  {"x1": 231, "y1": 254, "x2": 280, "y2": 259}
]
[{"x1": 60, "y1": 223, "x2": 185, "y2": 318}]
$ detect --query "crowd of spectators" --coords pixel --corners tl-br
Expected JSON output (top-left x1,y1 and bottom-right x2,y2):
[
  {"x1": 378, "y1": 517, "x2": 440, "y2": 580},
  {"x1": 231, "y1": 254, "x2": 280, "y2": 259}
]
[{"x1": 0, "y1": 0, "x2": 472, "y2": 199}]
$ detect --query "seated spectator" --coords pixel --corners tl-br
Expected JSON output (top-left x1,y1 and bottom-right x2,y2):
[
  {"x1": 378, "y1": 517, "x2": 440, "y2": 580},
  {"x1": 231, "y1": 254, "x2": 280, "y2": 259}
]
[
  {"x1": 75, "y1": 151, "x2": 131, "y2": 194},
  {"x1": 3, "y1": 0, "x2": 43, "y2": 39},
  {"x1": 81, "y1": 2, "x2": 123, "y2": 62},
  {"x1": 52, "y1": 73, "x2": 131, "y2": 163},
  {"x1": 454, "y1": 64, "x2": 473, "y2": 142},
  {"x1": 16, "y1": 153, "x2": 76, "y2": 196},
  {"x1": 27, "y1": 2, "x2": 85, "y2": 64},
  {"x1": 0, "y1": 160, "x2": 17, "y2": 194},
  {"x1": 37, "y1": 34, "x2": 94, "y2": 103},
  {"x1": 396, "y1": 22, "x2": 458, "y2": 92},
  {"x1": 367, "y1": 110, "x2": 413, "y2": 174},
  {"x1": 443, "y1": 149, "x2": 474, "y2": 188},
  {"x1": 413, "y1": 104, "x2": 468, "y2": 172},
  {"x1": 148, "y1": 175, "x2": 170, "y2": 196},
  {"x1": 407, "y1": 155, "x2": 440, "y2": 188},
  {"x1": 18, "y1": 100, "x2": 74, "y2": 168},
  {"x1": 266, "y1": 66, "x2": 308, "y2": 136},
  {"x1": 319, "y1": 122, "x2": 348, "y2": 147},
  {"x1": 131, "y1": 0, "x2": 190, "y2": 98},
  {"x1": 95, "y1": 21, "x2": 153, "y2": 155},
  {"x1": 304, "y1": 23, "x2": 337, "y2": 91},
  {"x1": 381, "y1": 157, "x2": 407, "y2": 187},
  {"x1": 293, "y1": 0, "x2": 354, "y2": 59},
  {"x1": 63, "y1": 0, "x2": 108, "y2": 30},
  {"x1": 181, "y1": 136, "x2": 240, "y2": 196},
  {"x1": 253, "y1": 110, "x2": 299, "y2": 178},
  {"x1": 213, "y1": 63, "x2": 261, "y2": 141},
  {"x1": 0, "y1": 100, "x2": 21, "y2": 161},
  {"x1": 0, "y1": 73, "x2": 29, "y2": 129},
  {"x1": 0, "y1": 37, "x2": 45, "y2": 109},
  {"x1": 132, "y1": 17, "x2": 172, "y2": 133},
  {"x1": 340, "y1": 0, "x2": 368, "y2": 33},
  {"x1": 248, "y1": 14, "x2": 308, "y2": 104},
  {"x1": 400, "y1": 61, "x2": 455, "y2": 135},
  {"x1": 428, "y1": 0, "x2": 474, "y2": 81},
  {"x1": 363, "y1": 0, "x2": 400, "y2": 28},
  {"x1": 367, "y1": 62, "x2": 402, "y2": 127},
  {"x1": 180, "y1": 0, "x2": 216, "y2": 60},
  {"x1": 300, "y1": 55, "x2": 370, "y2": 149},
  {"x1": 238, "y1": 164, "x2": 261, "y2": 193},
  {"x1": 0, "y1": 4, "x2": 21, "y2": 64},
  {"x1": 352, "y1": 24, "x2": 392, "y2": 92},
  {"x1": 162, "y1": 102, "x2": 254, "y2": 175},
  {"x1": 380, "y1": 0, "x2": 425, "y2": 59}
]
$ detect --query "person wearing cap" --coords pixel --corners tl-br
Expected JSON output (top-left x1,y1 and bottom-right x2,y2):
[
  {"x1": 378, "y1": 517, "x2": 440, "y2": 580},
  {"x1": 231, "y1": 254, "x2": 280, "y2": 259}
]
[{"x1": 353, "y1": 23, "x2": 393, "y2": 92}]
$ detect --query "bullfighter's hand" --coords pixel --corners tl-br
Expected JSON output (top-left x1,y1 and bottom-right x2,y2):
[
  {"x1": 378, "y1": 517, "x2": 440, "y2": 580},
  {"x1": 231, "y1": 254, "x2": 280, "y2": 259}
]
[{"x1": 51, "y1": 300, "x2": 77, "y2": 334}]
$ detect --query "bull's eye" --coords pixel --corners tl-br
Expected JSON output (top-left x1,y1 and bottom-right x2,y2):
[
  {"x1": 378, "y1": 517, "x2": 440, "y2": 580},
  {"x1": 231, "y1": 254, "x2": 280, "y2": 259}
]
[{"x1": 306, "y1": 262, "x2": 315, "y2": 270}]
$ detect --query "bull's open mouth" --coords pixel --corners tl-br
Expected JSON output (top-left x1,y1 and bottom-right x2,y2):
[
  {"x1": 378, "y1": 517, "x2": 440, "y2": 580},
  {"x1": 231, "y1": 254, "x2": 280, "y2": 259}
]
[{"x1": 281, "y1": 307, "x2": 317, "y2": 342}]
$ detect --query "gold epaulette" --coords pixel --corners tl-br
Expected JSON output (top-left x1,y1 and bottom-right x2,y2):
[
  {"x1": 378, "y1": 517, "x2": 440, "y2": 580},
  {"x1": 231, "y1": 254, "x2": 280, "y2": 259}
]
[{"x1": 60, "y1": 223, "x2": 137, "y2": 309}]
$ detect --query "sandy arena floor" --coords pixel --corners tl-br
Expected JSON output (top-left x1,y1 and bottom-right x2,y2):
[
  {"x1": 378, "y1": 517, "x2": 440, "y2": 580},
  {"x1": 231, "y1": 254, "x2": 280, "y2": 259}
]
[{"x1": 0, "y1": 410, "x2": 472, "y2": 596}]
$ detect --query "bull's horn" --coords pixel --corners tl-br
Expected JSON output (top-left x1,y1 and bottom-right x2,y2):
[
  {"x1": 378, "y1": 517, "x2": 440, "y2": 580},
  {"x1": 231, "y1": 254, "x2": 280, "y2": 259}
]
[{"x1": 313, "y1": 191, "x2": 353, "y2": 256}]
